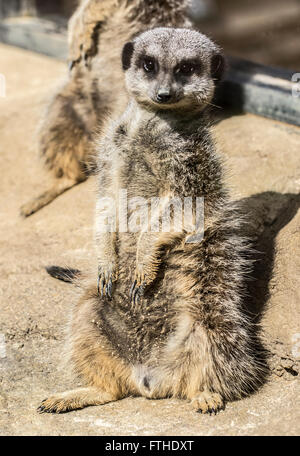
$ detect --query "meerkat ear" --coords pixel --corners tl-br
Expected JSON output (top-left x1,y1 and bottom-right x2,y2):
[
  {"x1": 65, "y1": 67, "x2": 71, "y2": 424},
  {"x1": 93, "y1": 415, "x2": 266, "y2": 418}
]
[
  {"x1": 211, "y1": 53, "x2": 226, "y2": 84},
  {"x1": 122, "y1": 42, "x2": 134, "y2": 71}
]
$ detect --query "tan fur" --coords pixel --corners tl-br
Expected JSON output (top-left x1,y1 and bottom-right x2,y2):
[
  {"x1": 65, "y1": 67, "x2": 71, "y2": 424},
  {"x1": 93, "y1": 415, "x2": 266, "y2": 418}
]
[{"x1": 68, "y1": 0, "x2": 119, "y2": 65}]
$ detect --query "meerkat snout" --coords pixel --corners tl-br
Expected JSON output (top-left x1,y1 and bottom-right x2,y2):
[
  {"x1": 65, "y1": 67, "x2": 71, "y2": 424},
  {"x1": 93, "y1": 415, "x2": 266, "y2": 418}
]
[
  {"x1": 121, "y1": 27, "x2": 226, "y2": 112},
  {"x1": 156, "y1": 88, "x2": 171, "y2": 103}
]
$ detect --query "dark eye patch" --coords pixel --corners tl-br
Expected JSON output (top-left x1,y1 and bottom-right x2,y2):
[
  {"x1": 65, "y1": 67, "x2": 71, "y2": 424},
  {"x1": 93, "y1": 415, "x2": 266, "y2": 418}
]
[
  {"x1": 137, "y1": 54, "x2": 158, "y2": 76},
  {"x1": 122, "y1": 42, "x2": 134, "y2": 71},
  {"x1": 174, "y1": 60, "x2": 201, "y2": 77},
  {"x1": 143, "y1": 57, "x2": 156, "y2": 73}
]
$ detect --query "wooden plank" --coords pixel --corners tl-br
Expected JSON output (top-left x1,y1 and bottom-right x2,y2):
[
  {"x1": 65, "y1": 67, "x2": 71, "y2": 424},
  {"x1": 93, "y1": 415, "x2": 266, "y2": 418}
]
[
  {"x1": 0, "y1": 0, "x2": 37, "y2": 18},
  {"x1": 215, "y1": 57, "x2": 300, "y2": 127},
  {"x1": 0, "y1": 17, "x2": 67, "y2": 59}
]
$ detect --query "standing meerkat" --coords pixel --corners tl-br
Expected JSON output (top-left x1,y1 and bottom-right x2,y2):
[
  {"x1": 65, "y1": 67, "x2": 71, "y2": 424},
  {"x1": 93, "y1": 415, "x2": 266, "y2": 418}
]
[
  {"x1": 20, "y1": 0, "x2": 192, "y2": 217},
  {"x1": 40, "y1": 28, "x2": 266, "y2": 415}
]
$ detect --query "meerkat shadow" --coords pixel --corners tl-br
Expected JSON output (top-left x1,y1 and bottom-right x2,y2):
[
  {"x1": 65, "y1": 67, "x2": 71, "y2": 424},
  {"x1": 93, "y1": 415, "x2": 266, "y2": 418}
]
[
  {"x1": 237, "y1": 191, "x2": 300, "y2": 385},
  {"x1": 238, "y1": 191, "x2": 300, "y2": 321}
]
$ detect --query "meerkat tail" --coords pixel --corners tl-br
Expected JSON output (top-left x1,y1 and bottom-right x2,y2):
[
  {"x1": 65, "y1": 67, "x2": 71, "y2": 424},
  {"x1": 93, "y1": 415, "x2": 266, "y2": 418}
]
[
  {"x1": 20, "y1": 177, "x2": 81, "y2": 217},
  {"x1": 46, "y1": 266, "x2": 81, "y2": 283}
]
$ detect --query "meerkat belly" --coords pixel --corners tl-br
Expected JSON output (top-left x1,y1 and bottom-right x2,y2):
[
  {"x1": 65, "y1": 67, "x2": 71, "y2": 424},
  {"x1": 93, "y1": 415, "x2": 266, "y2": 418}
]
[
  {"x1": 97, "y1": 232, "x2": 173, "y2": 364},
  {"x1": 100, "y1": 232, "x2": 192, "y2": 368}
]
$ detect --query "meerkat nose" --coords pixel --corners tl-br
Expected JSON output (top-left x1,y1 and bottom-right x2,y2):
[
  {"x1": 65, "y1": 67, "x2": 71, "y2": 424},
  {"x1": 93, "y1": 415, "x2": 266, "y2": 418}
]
[{"x1": 156, "y1": 88, "x2": 171, "y2": 103}]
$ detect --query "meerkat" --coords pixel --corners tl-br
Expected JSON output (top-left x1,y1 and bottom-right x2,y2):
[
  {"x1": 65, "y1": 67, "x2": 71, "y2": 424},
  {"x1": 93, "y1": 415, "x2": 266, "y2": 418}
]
[
  {"x1": 20, "y1": 0, "x2": 192, "y2": 217},
  {"x1": 39, "y1": 28, "x2": 266, "y2": 415}
]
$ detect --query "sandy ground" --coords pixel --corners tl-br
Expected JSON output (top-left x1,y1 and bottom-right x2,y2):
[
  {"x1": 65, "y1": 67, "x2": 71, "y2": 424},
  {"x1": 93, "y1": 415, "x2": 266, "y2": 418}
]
[{"x1": 0, "y1": 44, "x2": 299, "y2": 436}]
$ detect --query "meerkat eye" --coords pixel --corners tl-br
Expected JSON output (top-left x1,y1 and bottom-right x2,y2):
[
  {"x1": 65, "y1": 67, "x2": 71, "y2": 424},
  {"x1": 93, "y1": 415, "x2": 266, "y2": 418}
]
[
  {"x1": 143, "y1": 57, "x2": 155, "y2": 73},
  {"x1": 176, "y1": 62, "x2": 196, "y2": 76}
]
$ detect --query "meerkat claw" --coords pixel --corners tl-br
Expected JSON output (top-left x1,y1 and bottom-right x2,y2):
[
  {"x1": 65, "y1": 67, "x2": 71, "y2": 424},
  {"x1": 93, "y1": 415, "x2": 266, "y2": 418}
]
[
  {"x1": 132, "y1": 287, "x2": 140, "y2": 305},
  {"x1": 107, "y1": 278, "x2": 112, "y2": 298},
  {"x1": 37, "y1": 403, "x2": 46, "y2": 414},
  {"x1": 97, "y1": 274, "x2": 101, "y2": 295},
  {"x1": 130, "y1": 281, "x2": 145, "y2": 304},
  {"x1": 129, "y1": 280, "x2": 137, "y2": 299},
  {"x1": 98, "y1": 269, "x2": 114, "y2": 299}
]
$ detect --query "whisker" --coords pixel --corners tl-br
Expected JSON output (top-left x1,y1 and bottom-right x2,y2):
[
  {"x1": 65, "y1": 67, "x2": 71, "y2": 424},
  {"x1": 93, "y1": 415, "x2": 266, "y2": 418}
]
[{"x1": 204, "y1": 101, "x2": 222, "y2": 110}]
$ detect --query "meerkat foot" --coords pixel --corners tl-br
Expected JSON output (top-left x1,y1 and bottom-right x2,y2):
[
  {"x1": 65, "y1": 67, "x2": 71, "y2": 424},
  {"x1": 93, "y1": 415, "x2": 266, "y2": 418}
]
[
  {"x1": 190, "y1": 391, "x2": 224, "y2": 415},
  {"x1": 37, "y1": 387, "x2": 118, "y2": 414},
  {"x1": 20, "y1": 194, "x2": 52, "y2": 217},
  {"x1": 97, "y1": 262, "x2": 116, "y2": 298}
]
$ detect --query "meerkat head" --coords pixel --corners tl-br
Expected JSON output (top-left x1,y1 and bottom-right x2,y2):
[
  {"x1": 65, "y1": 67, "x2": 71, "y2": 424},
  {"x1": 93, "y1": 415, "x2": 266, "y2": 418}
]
[{"x1": 121, "y1": 27, "x2": 226, "y2": 113}]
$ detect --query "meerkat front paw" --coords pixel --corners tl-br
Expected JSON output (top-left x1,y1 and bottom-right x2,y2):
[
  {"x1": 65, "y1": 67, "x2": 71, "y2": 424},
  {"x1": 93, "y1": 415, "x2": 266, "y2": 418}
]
[
  {"x1": 129, "y1": 257, "x2": 161, "y2": 304},
  {"x1": 190, "y1": 391, "x2": 224, "y2": 415},
  {"x1": 129, "y1": 263, "x2": 155, "y2": 304},
  {"x1": 97, "y1": 261, "x2": 117, "y2": 298},
  {"x1": 130, "y1": 279, "x2": 146, "y2": 305}
]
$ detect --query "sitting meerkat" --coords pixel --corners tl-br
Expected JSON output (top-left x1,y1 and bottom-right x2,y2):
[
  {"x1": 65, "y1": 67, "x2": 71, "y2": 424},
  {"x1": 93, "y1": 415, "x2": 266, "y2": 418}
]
[
  {"x1": 20, "y1": 0, "x2": 192, "y2": 217},
  {"x1": 39, "y1": 28, "x2": 266, "y2": 415}
]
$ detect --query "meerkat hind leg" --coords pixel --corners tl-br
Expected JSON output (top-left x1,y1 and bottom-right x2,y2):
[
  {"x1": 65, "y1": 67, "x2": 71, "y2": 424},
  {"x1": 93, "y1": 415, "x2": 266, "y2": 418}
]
[
  {"x1": 20, "y1": 176, "x2": 82, "y2": 217},
  {"x1": 37, "y1": 387, "x2": 118, "y2": 414},
  {"x1": 190, "y1": 390, "x2": 224, "y2": 415}
]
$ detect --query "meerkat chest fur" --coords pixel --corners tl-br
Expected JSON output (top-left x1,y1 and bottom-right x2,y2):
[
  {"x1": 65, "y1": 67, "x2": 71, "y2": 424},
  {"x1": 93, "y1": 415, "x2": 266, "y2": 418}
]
[{"x1": 100, "y1": 101, "x2": 224, "y2": 209}]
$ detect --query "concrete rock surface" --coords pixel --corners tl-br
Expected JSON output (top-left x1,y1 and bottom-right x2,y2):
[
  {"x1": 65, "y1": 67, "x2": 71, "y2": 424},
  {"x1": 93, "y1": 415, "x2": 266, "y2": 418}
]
[{"x1": 0, "y1": 44, "x2": 299, "y2": 436}]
